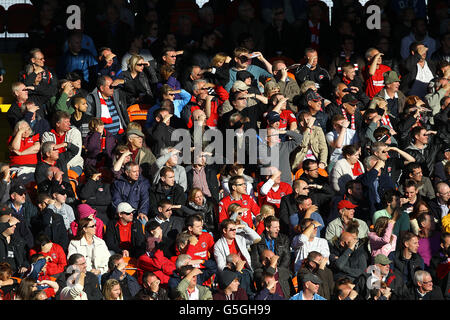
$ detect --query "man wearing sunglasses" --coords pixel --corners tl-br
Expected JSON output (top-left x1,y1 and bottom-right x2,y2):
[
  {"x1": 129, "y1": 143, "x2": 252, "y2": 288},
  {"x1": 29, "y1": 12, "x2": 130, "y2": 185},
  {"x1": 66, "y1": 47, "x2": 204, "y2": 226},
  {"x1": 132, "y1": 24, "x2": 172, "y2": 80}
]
[{"x1": 104, "y1": 202, "x2": 146, "y2": 259}]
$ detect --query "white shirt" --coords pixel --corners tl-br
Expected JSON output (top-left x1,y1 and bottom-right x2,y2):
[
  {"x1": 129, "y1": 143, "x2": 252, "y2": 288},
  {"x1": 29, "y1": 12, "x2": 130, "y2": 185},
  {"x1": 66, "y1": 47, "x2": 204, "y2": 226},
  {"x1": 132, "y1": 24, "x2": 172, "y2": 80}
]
[
  {"x1": 326, "y1": 129, "x2": 359, "y2": 166},
  {"x1": 187, "y1": 286, "x2": 199, "y2": 300},
  {"x1": 408, "y1": 61, "x2": 434, "y2": 98},
  {"x1": 292, "y1": 234, "x2": 330, "y2": 273}
]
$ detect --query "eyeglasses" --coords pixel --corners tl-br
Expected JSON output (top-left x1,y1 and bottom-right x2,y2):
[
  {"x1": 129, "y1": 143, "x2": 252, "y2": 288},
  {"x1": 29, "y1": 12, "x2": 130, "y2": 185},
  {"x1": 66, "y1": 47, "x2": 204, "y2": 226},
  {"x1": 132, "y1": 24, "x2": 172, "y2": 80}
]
[
  {"x1": 168, "y1": 93, "x2": 175, "y2": 96},
  {"x1": 228, "y1": 228, "x2": 237, "y2": 232},
  {"x1": 136, "y1": 63, "x2": 146, "y2": 66},
  {"x1": 422, "y1": 280, "x2": 432, "y2": 284},
  {"x1": 87, "y1": 224, "x2": 96, "y2": 228},
  {"x1": 121, "y1": 211, "x2": 134, "y2": 215},
  {"x1": 235, "y1": 183, "x2": 246, "y2": 186},
  {"x1": 169, "y1": 55, "x2": 177, "y2": 58}
]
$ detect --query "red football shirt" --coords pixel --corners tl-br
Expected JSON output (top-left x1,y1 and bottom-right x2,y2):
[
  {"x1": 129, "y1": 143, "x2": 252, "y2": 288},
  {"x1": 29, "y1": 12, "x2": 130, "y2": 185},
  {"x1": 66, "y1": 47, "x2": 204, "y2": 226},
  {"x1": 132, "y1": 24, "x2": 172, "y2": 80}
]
[
  {"x1": 362, "y1": 64, "x2": 391, "y2": 98},
  {"x1": 8, "y1": 134, "x2": 40, "y2": 166}
]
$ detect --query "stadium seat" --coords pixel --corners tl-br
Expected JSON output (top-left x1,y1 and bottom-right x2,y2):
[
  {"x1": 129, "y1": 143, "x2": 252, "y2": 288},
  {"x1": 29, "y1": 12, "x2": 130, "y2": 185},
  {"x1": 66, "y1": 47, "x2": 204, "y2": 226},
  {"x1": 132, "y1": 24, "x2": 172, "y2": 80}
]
[{"x1": 6, "y1": 4, "x2": 37, "y2": 34}]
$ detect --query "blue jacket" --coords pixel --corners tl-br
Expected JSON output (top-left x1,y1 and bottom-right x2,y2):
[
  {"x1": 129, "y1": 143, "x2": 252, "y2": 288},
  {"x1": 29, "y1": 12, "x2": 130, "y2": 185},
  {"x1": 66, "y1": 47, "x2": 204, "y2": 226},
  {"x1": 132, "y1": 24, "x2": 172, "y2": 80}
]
[
  {"x1": 57, "y1": 49, "x2": 98, "y2": 83},
  {"x1": 111, "y1": 175, "x2": 150, "y2": 215},
  {"x1": 289, "y1": 291, "x2": 327, "y2": 300}
]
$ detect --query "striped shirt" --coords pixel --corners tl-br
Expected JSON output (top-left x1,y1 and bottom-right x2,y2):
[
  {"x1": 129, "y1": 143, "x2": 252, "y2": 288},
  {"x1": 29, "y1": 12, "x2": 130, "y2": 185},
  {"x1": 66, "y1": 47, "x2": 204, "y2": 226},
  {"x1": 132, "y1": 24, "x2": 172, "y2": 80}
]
[{"x1": 104, "y1": 98, "x2": 121, "y2": 135}]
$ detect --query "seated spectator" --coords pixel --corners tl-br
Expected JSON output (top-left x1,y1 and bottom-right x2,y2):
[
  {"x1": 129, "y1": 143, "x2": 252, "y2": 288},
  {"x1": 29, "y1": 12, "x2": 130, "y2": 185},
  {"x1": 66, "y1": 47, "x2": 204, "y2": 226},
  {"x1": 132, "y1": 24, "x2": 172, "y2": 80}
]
[
  {"x1": 325, "y1": 199, "x2": 369, "y2": 243},
  {"x1": 41, "y1": 111, "x2": 84, "y2": 176},
  {"x1": 104, "y1": 202, "x2": 146, "y2": 259},
  {"x1": 83, "y1": 118, "x2": 117, "y2": 169},
  {"x1": 121, "y1": 54, "x2": 156, "y2": 106},
  {"x1": 125, "y1": 128, "x2": 156, "y2": 178},
  {"x1": 70, "y1": 96, "x2": 92, "y2": 139},
  {"x1": 254, "y1": 272, "x2": 287, "y2": 300},
  {"x1": 48, "y1": 79, "x2": 76, "y2": 115},
  {"x1": 416, "y1": 212, "x2": 441, "y2": 268},
  {"x1": 66, "y1": 72, "x2": 89, "y2": 98},
  {"x1": 297, "y1": 251, "x2": 334, "y2": 300},
  {"x1": 266, "y1": 60, "x2": 301, "y2": 109},
  {"x1": 77, "y1": 166, "x2": 112, "y2": 224},
  {"x1": 137, "y1": 230, "x2": 176, "y2": 286},
  {"x1": 29, "y1": 234, "x2": 67, "y2": 276},
  {"x1": 8, "y1": 120, "x2": 40, "y2": 181},
  {"x1": 374, "y1": 71, "x2": 406, "y2": 119},
  {"x1": 405, "y1": 126, "x2": 440, "y2": 177},
  {"x1": 47, "y1": 186, "x2": 76, "y2": 235},
  {"x1": 329, "y1": 231, "x2": 369, "y2": 281},
  {"x1": 256, "y1": 167, "x2": 292, "y2": 213},
  {"x1": 391, "y1": 232, "x2": 425, "y2": 288},
  {"x1": 101, "y1": 254, "x2": 141, "y2": 300},
  {"x1": 330, "y1": 144, "x2": 365, "y2": 194},
  {"x1": 429, "y1": 182, "x2": 450, "y2": 224},
  {"x1": 0, "y1": 262, "x2": 20, "y2": 300},
  {"x1": 289, "y1": 273, "x2": 327, "y2": 300},
  {"x1": 56, "y1": 253, "x2": 103, "y2": 300},
  {"x1": 183, "y1": 188, "x2": 217, "y2": 236},
  {"x1": 175, "y1": 266, "x2": 212, "y2": 300},
  {"x1": 70, "y1": 204, "x2": 104, "y2": 240},
  {"x1": 21, "y1": 101, "x2": 51, "y2": 137},
  {"x1": 68, "y1": 218, "x2": 111, "y2": 276},
  {"x1": 96, "y1": 48, "x2": 124, "y2": 82},
  {"x1": 292, "y1": 218, "x2": 330, "y2": 273},
  {"x1": 399, "y1": 163, "x2": 435, "y2": 200},
  {"x1": 134, "y1": 271, "x2": 169, "y2": 300},
  {"x1": 368, "y1": 217, "x2": 397, "y2": 261},
  {"x1": 213, "y1": 269, "x2": 248, "y2": 300},
  {"x1": 31, "y1": 193, "x2": 69, "y2": 252},
  {"x1": 214, "y1": 219, "x2": 261, "y2": 271},
  {"x1": 218, "y1": 175, "x2": 260, "y2": 229},
  {"x1": 406, "y1": 270, "x2": 444, "y2": 300},
  {"x1": 147, "y1": 200, "x2": 185, "y2": 259},
  {"x1": 151, "y1": 148, "x2": 187, "y2": 192},
  {"x1": 220, "y1": 163, "x2": 255, "y2": 200},
  {"x1": 0, "y1": 213, "x2": 29, "y2": 276},
  {"x1": 37, "y1": 167, "x2": 76, "y2": 206},
  {"x1": 148, "y1": 167, "x2": 186, "y2": 219},
  {"x1": 290, "y1": 195, "x2": 325, "y2": 238},
  {"x1": 102, "y1": 278, "x2": 123, "y2": 300}
]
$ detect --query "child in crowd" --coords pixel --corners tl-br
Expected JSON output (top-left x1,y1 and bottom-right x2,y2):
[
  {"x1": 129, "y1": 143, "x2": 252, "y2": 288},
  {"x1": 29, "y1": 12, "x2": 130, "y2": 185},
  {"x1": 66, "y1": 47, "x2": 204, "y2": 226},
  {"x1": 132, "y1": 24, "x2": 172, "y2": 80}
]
[
  {"x1": 83, "y1": 118, "x2": 117, "y2": 169},
  {"x1": 70, "y1": 203, "x2": 104, "y2": 239}
]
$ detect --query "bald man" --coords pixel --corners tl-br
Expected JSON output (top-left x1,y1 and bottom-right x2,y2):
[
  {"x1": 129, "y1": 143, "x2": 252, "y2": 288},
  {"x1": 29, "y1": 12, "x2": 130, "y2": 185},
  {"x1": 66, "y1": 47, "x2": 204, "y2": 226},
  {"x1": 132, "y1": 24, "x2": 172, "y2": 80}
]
[
  {"x1": 329, "y1": 231, "x2": 369, "y2": 281},
  {"x1": 279, "y1": 179, "x2": 310, "y2": 235}
]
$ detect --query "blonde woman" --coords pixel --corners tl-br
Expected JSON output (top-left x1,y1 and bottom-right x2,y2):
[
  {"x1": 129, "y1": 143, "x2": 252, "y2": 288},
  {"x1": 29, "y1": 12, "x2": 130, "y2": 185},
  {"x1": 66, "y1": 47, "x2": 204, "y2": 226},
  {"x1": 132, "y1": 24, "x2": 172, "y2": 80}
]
[
  {"x1": 103, "y1": 279, "x2": 123, "y2": 300},
  {"x1": 122, "y1": 54, "x2": 154, "y2": 106}
]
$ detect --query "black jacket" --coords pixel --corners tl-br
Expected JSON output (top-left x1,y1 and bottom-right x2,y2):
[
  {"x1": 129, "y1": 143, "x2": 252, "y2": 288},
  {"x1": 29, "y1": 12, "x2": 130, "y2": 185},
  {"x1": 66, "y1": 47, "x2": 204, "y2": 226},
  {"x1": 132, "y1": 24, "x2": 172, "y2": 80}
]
[
  {"x1": 148, "y1": 181, "x2": 186, "y2": 219},
  {"x1": 146, "y1": 216, "x2": 185, "y2": 258},
  {"x1": 104, "y1": 219, "x2": 146, "y2": 259},
  {"x1": 30, "y1": 208, "x2": 69, "y2": 252},
  {"x1": 182, "y1": 200, "x2": 217, "y2": 236},
  {"x1": 405, "y1": 285, "x2": 444, "y2": 300},
  {"x1": 0, "y1": 222, "x2": 29, "y2": 273},
  {"x1": 55, "y1": 270, "x2": 103, "y2": 300},
  {"x1": 78, "y1": 179, "x2": 112, "y2": 221},
  {"x1": 399, "y1": 54, "x2": 436, "y2": 94},
  {"x1": 354, "y1": 269, "x2": 410, "y2": 300},
  {"x1": 279, "y1": 193, "x2": 298, "y2": 236},
  {"x1": 391, "y1": 249, "x2": 425, "y2": 288},
  {"x1": 146, "y1": 121, "x2": 176, "y2": 157},
  {"x1": 329, "y1": 238, "x2": 369, "y2": 281},
  {"x1": 251, "y1": 231, "x2": 291, "y2": 272}
]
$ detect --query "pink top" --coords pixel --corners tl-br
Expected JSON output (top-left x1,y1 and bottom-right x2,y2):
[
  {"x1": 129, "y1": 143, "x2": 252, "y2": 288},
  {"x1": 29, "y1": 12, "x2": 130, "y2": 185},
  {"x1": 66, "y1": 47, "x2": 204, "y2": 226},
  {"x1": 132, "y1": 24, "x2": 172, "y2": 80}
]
[{"x1": 368, "y1": 221, "x2": 396, "y2": 259}]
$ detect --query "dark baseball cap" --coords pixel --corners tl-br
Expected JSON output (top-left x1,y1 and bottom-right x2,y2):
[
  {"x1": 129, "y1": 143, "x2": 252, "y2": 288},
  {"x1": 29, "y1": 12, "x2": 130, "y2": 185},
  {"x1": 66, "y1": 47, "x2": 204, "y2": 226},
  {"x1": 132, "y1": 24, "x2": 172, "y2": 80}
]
[
  {"x1": 51, "y1": 185, "x2": 67, "y2": 195},
  {"x1": 302, "y1": 273, "x2": 322, "y2": 285},
  {"x1": 10, "y1": 184, "x2": 26, "y2": 195},
  {"x1": 305, "y1": 88, "x2": 322, "y2": 102},
  {"x1": 266, "y1": 111, "x2": 281, "y2": 124},
  {"x1": 342, "y1": 94, "x2": 359, "y2": 105}
]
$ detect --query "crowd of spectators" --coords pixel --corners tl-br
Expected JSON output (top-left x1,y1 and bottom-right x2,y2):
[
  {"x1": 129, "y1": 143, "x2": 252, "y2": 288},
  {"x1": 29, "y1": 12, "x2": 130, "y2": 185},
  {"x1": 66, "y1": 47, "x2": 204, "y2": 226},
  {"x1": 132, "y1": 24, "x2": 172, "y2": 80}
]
[{"x1": 0, "y1": 0, "x2": 449, "y2": 301}]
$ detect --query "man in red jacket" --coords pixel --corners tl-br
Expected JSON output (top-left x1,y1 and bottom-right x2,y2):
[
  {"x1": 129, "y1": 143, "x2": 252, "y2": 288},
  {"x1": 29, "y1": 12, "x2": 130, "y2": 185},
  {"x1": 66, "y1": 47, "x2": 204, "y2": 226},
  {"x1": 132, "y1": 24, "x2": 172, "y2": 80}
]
[{"x1": 218, "y1": 175, "x2": 261, "y2": 228}]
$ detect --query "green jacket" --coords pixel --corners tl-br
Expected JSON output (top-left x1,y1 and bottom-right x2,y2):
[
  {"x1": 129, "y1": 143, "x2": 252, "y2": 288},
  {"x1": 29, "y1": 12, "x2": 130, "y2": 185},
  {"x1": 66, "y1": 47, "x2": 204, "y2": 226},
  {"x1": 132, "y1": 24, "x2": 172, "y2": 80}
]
[
  {"x1": 49, "y1": 92, "x2": 74, "y2": 114},
  {"x1": 176, "y1": 277, "x2": 213, "y2": 300}
]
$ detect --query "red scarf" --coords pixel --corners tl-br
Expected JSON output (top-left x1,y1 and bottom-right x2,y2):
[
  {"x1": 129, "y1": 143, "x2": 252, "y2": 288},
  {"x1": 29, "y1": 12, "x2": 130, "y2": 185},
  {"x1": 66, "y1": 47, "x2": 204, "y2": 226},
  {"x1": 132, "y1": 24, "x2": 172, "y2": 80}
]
[
  {"x1": 380, "y1": 114, "x2": 393, "y2": 129},
  {"x1": 341, "y1": 107, "x2": 356, "y2": 130},
  {"x1": 352, "y1": 161, "x2": 363, "y2": 176}
]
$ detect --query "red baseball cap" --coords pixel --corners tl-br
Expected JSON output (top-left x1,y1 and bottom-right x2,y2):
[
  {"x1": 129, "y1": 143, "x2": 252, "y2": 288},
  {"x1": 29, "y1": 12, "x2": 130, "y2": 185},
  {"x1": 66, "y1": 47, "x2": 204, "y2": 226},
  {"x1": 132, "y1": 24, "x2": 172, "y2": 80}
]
[{"x1": 337, "y1": 200, "x2": 358, "y2": 210}]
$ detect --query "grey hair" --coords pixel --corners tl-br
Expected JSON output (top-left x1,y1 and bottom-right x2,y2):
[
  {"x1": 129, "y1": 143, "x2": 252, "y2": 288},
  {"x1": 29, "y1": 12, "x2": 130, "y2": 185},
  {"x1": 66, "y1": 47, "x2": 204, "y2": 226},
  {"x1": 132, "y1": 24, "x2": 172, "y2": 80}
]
[
  {"x1": 192, "y1": 79, "x2": 207, "y2": 91},
  {"x1": 414, "y1": 270, "x2": 430, "y2": 285},
  {"x1": 40, "y1": 141, "x2": 55, "y2": 159},
  {"x1": 13, "y1": 120, "x2": 32, "y2": 137},
  {"x1": 176, "y1": 254, "x2": 192, "y2": 270},
  {"x1": 363, "y1": 155, "x2": 379, "y2": 171}
]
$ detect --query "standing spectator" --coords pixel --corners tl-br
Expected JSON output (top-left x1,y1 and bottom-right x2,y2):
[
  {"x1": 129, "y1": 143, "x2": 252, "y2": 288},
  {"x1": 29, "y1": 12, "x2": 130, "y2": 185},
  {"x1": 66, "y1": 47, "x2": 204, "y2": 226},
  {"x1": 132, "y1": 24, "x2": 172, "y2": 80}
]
[
  {"x1": 294, "y1": 48, "x2": 331, "y2": 98},
  {"x1": 47, "y1": 186, "x2": 76, "y2": 235},
  {"x1": 405, "y1": 126, "x2": 440, "y2": 176},
  {"x1": 362, "y1": 48, "x2": 392, "y2": 99}
]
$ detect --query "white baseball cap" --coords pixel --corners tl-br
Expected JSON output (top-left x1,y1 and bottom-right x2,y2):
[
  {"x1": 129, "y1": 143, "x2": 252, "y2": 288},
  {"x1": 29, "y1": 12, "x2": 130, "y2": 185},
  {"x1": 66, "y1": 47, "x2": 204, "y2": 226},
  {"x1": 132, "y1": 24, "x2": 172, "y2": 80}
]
[{"x1": 117, "y1": 202, "x2": 135, "y2": 214}]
